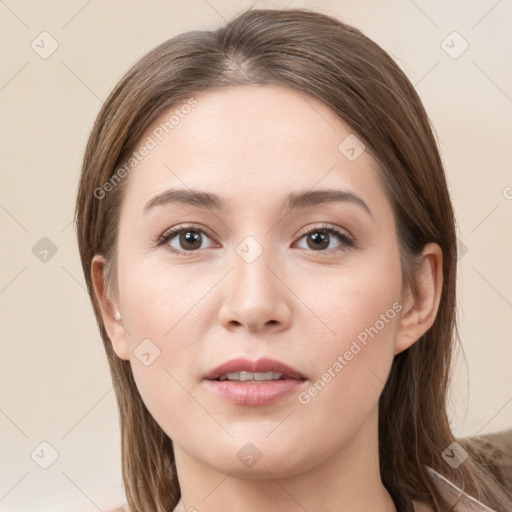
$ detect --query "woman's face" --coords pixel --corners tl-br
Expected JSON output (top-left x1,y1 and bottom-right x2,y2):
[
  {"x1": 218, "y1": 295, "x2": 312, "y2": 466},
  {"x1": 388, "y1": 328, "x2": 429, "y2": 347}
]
[{"x1": 105, "y1": 84, "x2": 409, "y2": 477}]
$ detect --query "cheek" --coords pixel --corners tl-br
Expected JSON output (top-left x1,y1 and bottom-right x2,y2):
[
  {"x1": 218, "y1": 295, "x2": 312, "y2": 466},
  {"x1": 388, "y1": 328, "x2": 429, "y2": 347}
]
[
  {"x1": 118, "y1": 254, "x2": 219, "y2": 344},
  {"x1": 117, "y1": 258, "x2": 222, "y2": 435},
  {"x1": 296, "y1": 249, "x2": 403, "y2": 352},
  {"x1": 292, "y1": 251, "x2": 402, "y2": 414}
]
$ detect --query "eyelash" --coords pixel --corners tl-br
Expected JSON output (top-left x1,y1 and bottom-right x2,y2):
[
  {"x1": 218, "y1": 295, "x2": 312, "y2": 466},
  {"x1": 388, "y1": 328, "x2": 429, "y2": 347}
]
[{"x1": 156, "y1": 223, "x2": 355, "y2": 257}]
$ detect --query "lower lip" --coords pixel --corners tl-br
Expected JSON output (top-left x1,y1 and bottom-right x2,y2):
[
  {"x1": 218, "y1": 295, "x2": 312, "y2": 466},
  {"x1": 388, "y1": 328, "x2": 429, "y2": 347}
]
[{"x1": 203, "y1": 379, "x2": 306, "y2": 406}]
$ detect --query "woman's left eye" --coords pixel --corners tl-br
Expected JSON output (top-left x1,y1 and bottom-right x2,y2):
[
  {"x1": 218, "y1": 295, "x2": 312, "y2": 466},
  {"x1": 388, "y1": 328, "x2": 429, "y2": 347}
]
[
  {"x1": 294, "y1": 225, "x2": 354, "y2": 254},
  {"x1": 158, "y1": 224, "x2": 353, "y2": 255}
]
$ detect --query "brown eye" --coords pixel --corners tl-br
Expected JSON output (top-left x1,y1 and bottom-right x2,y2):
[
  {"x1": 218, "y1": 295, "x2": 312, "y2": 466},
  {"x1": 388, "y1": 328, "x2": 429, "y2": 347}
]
[
  {"x1": 177, "y1": 230, "x2": 203, "y2": 250},
  {"x1": 295, "y1": 225, "x2": 354, "y2": 254},
  {"x1": 159, "y1": 226, "x2": 215, "y2": 254},
  {"x1": 305, "y1": 231, "x2": 330, "y2": 250}
]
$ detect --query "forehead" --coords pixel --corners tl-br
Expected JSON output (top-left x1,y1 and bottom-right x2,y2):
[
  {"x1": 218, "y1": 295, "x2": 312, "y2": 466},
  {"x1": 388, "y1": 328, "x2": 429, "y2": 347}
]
[{"x1": 120, "y1": 84, "x2": 387, "y2": 215}]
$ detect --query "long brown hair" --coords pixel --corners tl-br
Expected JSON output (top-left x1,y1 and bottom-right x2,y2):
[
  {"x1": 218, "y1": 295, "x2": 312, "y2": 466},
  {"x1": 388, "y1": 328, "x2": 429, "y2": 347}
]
[{"x1": 74, "y1": 8, "x2": 511, "y2": 511}]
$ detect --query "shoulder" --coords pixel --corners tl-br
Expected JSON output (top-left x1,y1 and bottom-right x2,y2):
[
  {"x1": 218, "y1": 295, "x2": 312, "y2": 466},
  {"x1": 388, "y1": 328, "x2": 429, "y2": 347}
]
[
  {"x1": 416, "y1": 428, "x2": 512, "y2": 512},
  {"x1": 458, "y1": 427, "x2": 512, "y2": 500}
]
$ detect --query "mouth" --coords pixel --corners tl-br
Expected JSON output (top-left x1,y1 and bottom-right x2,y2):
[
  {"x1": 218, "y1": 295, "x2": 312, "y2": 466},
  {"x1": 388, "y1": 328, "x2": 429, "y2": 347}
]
[
  {"x1": 216, "y1": 371, "x2": 292, "y2": 382},
  {"x1": 203, "y1": 357, "x2": 307, "y2": 406},
  {"x1": 204, "y1": 356, "x2": 306, "y2": 381}
]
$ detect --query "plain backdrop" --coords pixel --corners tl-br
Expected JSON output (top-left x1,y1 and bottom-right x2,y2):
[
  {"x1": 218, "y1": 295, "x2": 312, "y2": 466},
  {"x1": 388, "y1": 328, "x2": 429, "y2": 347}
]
[{"x1": 1, "y1": 0, "x2": 511, "y2": 510}]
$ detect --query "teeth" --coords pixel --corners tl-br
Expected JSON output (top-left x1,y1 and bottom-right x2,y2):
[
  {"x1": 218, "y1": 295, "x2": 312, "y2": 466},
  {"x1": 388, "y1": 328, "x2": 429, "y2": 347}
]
[{"x1": 218, "y1": 371, "x2": 284, "y2": 381}]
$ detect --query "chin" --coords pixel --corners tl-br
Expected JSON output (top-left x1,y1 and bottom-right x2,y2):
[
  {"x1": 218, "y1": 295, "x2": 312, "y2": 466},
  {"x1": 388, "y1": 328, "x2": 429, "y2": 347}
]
[{"x1": 199, "y1": 439, "x2": 321, "y2": 480}]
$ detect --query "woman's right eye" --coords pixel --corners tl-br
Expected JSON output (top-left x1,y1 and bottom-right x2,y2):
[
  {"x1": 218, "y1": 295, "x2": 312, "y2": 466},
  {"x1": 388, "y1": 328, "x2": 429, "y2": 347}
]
[{"x1": 159, "y1": 226, "x2": 216, "y2": 255}]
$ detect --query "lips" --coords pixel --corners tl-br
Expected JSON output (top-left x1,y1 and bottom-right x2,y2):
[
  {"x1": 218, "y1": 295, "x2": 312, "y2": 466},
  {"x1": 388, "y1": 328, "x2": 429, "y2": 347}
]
[
  {"x1": 204, "y1": 357, "x2": 306, "y2": 381},
  {"x1": 203, "y1": 357, "x2": 307, "y2": 406}
]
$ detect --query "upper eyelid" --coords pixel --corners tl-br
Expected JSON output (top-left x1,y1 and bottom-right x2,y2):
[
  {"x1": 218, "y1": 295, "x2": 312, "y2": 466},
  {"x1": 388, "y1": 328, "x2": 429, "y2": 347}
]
[
  {"x1": 296, "y1": 224, "x2": 352, "y2": 239},
  {"x1": 158, "y1": 223, "x2": 215, "y2": 244}
]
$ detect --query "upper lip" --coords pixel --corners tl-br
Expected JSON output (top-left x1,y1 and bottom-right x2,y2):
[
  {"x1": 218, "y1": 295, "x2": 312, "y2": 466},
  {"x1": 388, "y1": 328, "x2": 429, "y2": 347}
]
[{"x1": 204, "y1": 357, "x2": 306, "y2": 380}]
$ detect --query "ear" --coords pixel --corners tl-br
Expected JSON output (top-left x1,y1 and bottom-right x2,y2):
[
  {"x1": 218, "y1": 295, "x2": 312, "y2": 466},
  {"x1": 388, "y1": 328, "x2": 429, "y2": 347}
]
[
  {"x1": 394, "y1": 243, "x2": 443, "y2": 355},
  {"x1": 90, "y1": 254, "x2": 130, "y2": 360}
]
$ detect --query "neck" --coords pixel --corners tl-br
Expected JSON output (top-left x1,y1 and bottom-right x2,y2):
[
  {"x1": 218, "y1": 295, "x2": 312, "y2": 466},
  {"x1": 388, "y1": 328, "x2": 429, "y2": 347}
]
[{"x1": 173, "y1": 405, "x2": 397, "y2": 512}]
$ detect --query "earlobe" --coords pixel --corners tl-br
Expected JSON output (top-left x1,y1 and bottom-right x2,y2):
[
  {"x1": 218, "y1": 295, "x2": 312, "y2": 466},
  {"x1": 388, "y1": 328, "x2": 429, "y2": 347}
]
[
  {"x1": 90, "y1": 255, "x2": 130, "y2": 361},
  {"x1": 394, "y1": 243, "x2": 443, "y2": 355}
]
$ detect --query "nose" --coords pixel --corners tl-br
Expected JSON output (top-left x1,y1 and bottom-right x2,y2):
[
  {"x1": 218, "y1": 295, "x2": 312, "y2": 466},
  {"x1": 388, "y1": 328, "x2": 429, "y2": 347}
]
[{"x1": 217, "y1": 244, "x2": 292, "y2": 333}]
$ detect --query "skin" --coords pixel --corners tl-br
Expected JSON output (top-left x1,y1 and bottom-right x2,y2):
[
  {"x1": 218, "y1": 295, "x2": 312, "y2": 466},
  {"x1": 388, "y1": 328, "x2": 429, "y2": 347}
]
[{"x1": 92, "y1": 85, "x2": 442, "y2": 512}]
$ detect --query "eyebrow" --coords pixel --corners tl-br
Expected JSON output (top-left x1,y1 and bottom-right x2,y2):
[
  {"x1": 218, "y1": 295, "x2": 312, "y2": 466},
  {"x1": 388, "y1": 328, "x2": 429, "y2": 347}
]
[{"x1": 143, "y1": 188, "x2": 372, "y2": 218}]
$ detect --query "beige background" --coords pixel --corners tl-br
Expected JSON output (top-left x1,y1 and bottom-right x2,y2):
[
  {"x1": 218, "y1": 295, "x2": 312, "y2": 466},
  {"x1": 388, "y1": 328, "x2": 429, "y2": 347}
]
[{"x1": 1, "y1": 0, "x2": 511, "y2": 510}]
